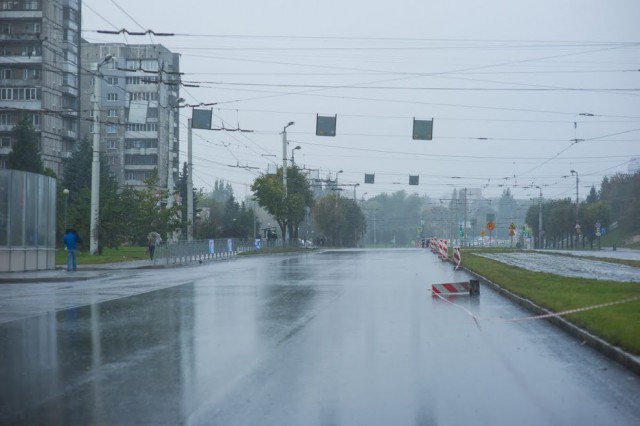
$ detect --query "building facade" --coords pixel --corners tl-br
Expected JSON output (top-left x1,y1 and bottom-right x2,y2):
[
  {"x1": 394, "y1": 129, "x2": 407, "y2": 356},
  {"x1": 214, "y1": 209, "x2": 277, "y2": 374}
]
[
  {"x1": 0, "y1": 0, "x2": 81, "y2": 176},
  {"x1": 79, "y1": 42, "x2": 180, "y2": 190}
]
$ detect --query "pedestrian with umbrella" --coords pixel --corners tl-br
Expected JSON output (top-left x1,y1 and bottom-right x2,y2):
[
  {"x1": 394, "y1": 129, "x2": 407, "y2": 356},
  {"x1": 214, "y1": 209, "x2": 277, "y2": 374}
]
[{"x1": 147, "y1": 231, "x2": 162, "y2": 260}]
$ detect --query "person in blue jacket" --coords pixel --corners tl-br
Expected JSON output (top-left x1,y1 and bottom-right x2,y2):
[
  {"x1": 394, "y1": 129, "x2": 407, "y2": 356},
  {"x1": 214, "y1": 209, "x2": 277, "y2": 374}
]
[{"x1": 63, "y1": 229, "x2": 81, "y2": 271}]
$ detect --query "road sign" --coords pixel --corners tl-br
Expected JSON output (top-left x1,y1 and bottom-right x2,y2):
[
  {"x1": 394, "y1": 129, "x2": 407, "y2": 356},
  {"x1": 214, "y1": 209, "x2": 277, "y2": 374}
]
[{"x1": 487, "y1": 221, "x2": 495, "y2": 231}]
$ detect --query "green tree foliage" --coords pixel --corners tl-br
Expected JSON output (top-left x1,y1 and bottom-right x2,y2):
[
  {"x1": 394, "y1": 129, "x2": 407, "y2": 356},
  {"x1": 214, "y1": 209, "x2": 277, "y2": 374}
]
[
  {"x1": 211, "y1": 179, "x2": 234, "y2": 202},
  {"x1": 526, "y1": 198, "x2": 577, "y2": 248},
  {"x1": 120, "y1": 170, "x2": 181, "y2": 245},
  {"x1": 251, "y1": 166, "x2": 313, "y2": 244},
  {"x1": 7, "y1": 116, "x2": 43, "y2": 174},
  {"x1": 286, "y1": 166, "x2": 315, "y2": 239},
  {"x1": 60, "y1": 138, "x2": 120, "y2": 251},
  {"x1": 175, "y1": 162, "x2": 199, "y2": 237},
  {"x1": 600, "y1": 172, "x2": 640, "y2": 237},
  {"x1": 313, "y1": 193, "x2": 365, "y2": 247},
  {"x1": 586, "y1": 185, "x2": 599, "y2": 203},
  {"x1": 361, "y1": 191, "x2": 421, "y2": 246}
]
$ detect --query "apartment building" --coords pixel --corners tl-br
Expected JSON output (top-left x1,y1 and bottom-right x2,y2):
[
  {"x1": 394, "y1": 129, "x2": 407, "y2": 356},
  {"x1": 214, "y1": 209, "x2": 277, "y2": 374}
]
[
  {"x1": 80, "y1": 42, "x2": 180, "y2": 190},
  {"x1": 0, "y1": 0, "x2": 81, "y2": 176}
]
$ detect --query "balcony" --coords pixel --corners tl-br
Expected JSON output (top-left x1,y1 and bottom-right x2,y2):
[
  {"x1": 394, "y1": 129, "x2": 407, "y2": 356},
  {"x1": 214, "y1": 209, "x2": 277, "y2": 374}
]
[
  {"x1": 60, "y1": 84, "x2": 78, "y2": 97},
  {"x1": 0, "y1": 55, "x2": 41, "y2": 65},
  {"x1": 0, "y1": 33, "x2": 43, "y2": 42},
  {"x1": 0, "y1": 11, "x2": 43, "y2": 19}
]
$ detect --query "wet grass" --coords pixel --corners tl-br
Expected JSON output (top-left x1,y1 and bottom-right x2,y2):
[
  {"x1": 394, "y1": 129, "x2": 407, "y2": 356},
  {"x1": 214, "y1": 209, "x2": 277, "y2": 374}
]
[
  {"x1": 462, "y1": 253, "x2": 640, "y2": 355},
  {"x1": 56, "y1": 246, "x2": 148, "y2": 265}
]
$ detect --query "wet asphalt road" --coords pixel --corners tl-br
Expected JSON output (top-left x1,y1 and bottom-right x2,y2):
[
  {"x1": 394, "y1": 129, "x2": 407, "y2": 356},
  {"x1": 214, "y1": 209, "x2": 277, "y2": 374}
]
[{"x1": 1, "y1": 249, "x2": 639, "y2": 425}]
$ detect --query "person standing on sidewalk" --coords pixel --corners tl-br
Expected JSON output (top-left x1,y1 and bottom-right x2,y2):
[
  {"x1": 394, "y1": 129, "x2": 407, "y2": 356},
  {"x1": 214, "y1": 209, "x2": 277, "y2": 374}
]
[
  {"x1": 147, "y1": 231, "x2": 161, "y2": 260},
  {"x1": 63, "y1": 229, "x2": 81, "y2": 271}
]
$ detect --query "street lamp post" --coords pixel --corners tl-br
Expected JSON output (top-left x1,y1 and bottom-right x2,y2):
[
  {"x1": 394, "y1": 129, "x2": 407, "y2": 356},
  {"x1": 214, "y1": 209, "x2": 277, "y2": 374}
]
[
  {"x1": 291, "y1": 145, "x2": 301, "y2": 167},
  {"x1": 63, "y1": 188, "x2": 69, "y2": 230},
  {"x1": 570, "y1": 170, "x2": 580, "y2": 247},
  {"x1": 90, "y1": 54, "x2": 113, "y2": 255},
  {"x1": 187, "y1": 118, "x2": 193, "y2": 241},
  {"x1": 335, "y1": 170, "x2": 343, "y2": 197},
  {"x1": 282, "y1": 121, "x2": 294, "y2": 245}
]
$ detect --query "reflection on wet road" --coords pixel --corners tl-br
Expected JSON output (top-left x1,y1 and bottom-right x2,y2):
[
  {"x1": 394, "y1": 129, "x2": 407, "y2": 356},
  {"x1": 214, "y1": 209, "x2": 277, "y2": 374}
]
[{"x1": 1, "y1": 249, "x2": 639, "y2": 425}]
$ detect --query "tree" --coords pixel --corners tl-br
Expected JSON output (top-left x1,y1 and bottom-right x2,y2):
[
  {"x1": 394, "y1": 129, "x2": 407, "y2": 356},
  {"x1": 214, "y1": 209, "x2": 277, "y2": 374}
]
[
  {"x1": 251, "y1": 166, "x2": 313, "y2": 245},
  {"x1": 313, "y1": 193, "x2": 345, "y2": 246},
  {"x1": 286, "y1": 166, "x2": 315, "y2": 240},
  {"x1": 175, "y1": 162, "x2": 199, "y2": 238},
  {"x1": 7, "y1": 116, "x2": 43, "y2": 174},
  {"x1": 211, "y1": 179, "x2": 234, "y2": 202},
  {"x1": 586, "y1": 185, "x2": 599, "y2": 204},
  {"x1": 120, "y1": 170, "x2": 181, "y2": 245},
  {"x1": 61, "y1": 138, "x2": 121, "y2": 251}
]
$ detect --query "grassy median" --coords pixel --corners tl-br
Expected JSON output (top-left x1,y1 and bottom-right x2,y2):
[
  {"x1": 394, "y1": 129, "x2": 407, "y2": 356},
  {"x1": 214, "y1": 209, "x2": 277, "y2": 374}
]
[
  {"x1": 56, "y1": 246, "x2": 148, "y2": 266},
  {"x1": 462, "y1": 252, "x2": 640, "y2": 355}
]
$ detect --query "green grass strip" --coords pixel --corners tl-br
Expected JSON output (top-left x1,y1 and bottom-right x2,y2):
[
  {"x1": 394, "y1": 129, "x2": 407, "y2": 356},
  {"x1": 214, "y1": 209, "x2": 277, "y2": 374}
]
[{"x1": 463, "y1": 252, "x2": 640, "y2": 355}]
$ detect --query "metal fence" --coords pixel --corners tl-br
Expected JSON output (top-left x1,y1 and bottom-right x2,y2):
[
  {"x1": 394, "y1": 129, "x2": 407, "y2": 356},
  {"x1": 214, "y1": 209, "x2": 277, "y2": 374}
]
[{"x1": 151, "y1": 238, "x2": 255, "y2": 266}]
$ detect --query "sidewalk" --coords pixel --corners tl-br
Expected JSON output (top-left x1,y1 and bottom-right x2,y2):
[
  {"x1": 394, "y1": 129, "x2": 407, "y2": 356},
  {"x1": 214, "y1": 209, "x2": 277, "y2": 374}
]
[{"x1": 0, "y1": 259, "x2": 157, "y2": 284}]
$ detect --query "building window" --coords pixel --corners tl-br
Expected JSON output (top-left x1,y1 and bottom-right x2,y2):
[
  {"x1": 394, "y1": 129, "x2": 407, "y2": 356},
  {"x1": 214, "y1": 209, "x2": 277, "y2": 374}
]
[
  {"x1": 24, "y1": 22, "x2": 41, "y2": 34},
  {"x1": 31, "y1": 114, "x2": 40, "y2": 128},
  {"x1": 107, "y1": 109, "x2": 117, "y2": 117},
  {"x1": 24, "y1": 1, "x2": 41, "y2": 11},
  {"x1": 106, "y1": 124, "x2": 117, "y2": 134},
  {"x1": 125, "y1": 154, "x2": 157, "y2": 165},
  {"x1": 1, "y1": 68, "x2": 10, "y2": 79},
  {"x1": 26, "y1": 68, "x2": 40, "y2": 80},
  {"x1": 0, "y1": 113, "x2": 9, "y2": 125},
  {"x1": 0, "y1": 137, "x2": 10, "y2": 148},
  {"x1": 107, "y1": 77, "x2": 118, "y2": 86},
  {"x1": 107, "y1": 93, "x2": 118, "y2": 102},
  {"x1": 106, "y1": 138, "x2": 118, "y2": 150}
]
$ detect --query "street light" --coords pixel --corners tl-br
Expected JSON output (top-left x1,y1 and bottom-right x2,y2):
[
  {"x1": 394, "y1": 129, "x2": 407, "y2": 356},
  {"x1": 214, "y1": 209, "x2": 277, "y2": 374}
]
[
  {"x1": 90, "y1": 54, "x2": 114, "y2": 255},
  {"x1": 282, "y1": 121, "x2": 295, "y2": 193},
  {"x1": 282, "y1": 121, "x2": 294, "y2": 245},
  {"x1": 63, "y1": 188, "x2": 69, "y2": 230},
  {"x1": 291, "y1": 145, "x2": 301, "y2": 167},
  {"x1": 570, "y1": 170, "x2": 580, "y2": 246},
  {"x1": 335, "y1": 170, "x2": 343, "y2": 197}
]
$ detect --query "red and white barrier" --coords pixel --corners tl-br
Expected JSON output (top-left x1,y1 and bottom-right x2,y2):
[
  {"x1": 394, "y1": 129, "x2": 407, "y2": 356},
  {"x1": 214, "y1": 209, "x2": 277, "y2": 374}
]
[
  {"x1": 438, "y1": 239, "x2": 448, "y2": 260},
  {"x1": 431, "y1": 280, "x2": 480, "y2": 296},
  {"x1": 453, "y1": 246, "x2": 461, "y2": 270},
  {"x1": 432, "y1": 282, "x2": 470, "y2": 295}
]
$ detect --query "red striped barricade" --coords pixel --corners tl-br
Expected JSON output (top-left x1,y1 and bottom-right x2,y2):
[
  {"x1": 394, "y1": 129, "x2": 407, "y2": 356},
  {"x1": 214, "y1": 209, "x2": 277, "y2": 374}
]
[
  {"x1": 439, "y1": 239, "x2": 449, "y2": 260},
  {"x1": 431, "y1": 280, "x2": 480, "y2": 296},
  {"x1": 453, "y1": 246, "x2": 461, "y2": 270}
]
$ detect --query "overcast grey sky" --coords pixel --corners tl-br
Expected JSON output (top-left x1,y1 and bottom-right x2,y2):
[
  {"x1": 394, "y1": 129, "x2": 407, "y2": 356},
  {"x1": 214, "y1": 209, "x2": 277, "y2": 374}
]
[{"x1": 82, "y1": 0, "x2": 640, "y2": 202}]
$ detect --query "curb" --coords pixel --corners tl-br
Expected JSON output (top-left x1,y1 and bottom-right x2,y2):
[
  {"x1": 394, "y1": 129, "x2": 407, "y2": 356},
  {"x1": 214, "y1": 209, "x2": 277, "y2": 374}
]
[{"x1": 460, "y1": 264, "x2": 640, "y2": 375}]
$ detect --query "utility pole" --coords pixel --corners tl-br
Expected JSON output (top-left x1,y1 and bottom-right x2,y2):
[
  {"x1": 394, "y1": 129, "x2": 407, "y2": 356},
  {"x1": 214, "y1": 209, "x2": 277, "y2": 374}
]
[
  {"x1": 570, "y1": 170, "x2": 580, "y2": 247},
  {"x1": 90, "y1": 54, "x2": 112, "y2": 255},
  {"x1": 463, "y1": 188, "x2": 468, "y2": 247},
  {"x1": 281, "y1": 121, "x2": 294, "y2": 244},
  {"x1": 536, "y1": 186, "x2": 543, "y2": 249},
  {"x1": 187, "y1": 118, "x2": 193, "y2": 241}
]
